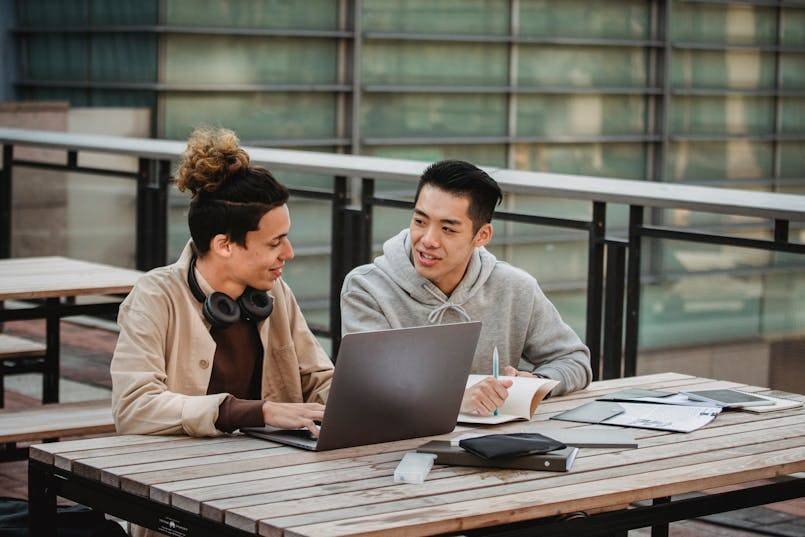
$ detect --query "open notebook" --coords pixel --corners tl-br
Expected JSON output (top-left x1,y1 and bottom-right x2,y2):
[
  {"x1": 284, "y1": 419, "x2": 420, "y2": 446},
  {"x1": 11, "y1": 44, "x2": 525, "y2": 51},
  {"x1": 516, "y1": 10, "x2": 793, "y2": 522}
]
[{"x1": 458, "y1": 374, "x2": 558, "y2": 425}]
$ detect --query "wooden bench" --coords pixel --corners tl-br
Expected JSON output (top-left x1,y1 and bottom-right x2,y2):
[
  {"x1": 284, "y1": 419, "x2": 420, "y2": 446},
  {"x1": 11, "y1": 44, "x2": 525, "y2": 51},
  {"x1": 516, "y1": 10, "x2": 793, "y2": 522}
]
[
  {"x1": 0, "y1": 333, "x2": 47, "y2": 407},
  {"x1": 0, "y1": 399, "x2": 115, "y2": 462}
]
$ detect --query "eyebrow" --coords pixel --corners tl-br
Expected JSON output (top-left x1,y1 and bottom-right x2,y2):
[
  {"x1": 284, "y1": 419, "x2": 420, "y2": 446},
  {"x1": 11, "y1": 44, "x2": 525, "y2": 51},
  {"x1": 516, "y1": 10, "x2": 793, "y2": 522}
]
[
  {"x1": 270, "y1": 233, "x2": 288, "y2": 242},
  {"x1": 413, "y1": 209, "x2": 462, "y2": 227}
]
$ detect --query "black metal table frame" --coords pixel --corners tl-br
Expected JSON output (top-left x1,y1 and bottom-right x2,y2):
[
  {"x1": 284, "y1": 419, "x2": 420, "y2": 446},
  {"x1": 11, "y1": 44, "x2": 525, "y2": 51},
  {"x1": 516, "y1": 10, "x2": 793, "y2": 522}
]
[{"x1": 28, "y1": 459, "x2": 805, "y2": 537}]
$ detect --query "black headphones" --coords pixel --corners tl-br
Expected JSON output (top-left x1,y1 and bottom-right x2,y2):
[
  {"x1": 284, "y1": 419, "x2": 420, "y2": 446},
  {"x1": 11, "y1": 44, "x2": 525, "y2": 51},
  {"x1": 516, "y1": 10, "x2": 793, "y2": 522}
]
[{"x1": 187, "y1": 255, "x2": 274, "y2": 329}]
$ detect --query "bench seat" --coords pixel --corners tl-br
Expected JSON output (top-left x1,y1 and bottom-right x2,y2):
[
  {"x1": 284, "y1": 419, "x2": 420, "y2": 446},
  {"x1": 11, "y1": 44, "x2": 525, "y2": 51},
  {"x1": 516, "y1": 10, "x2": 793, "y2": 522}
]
[
  {"x1": 0, "y1": 333, "x2": 46, "y2": 359},
  {"x1": 0, "y1": 399, "x2": 114, "y2": 445}
]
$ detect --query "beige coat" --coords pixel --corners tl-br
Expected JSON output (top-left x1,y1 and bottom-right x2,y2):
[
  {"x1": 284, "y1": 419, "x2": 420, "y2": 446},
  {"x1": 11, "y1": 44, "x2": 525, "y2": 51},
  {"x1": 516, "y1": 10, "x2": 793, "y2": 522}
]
[{"x1": 111, "y1": 241, "x2": 334, "y2": 438}]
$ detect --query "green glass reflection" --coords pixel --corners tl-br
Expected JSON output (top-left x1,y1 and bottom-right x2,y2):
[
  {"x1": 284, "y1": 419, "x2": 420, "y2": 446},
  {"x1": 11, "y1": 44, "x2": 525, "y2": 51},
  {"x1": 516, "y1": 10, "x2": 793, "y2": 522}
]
[
  {"x1": 91, "y1": 35, "x2": 157, "y2": 82},
  {"x1": 671, "y1": 3, "x2": 777, "y2": 45},
  {"x1": 371, "y1": 206, "x2": 413, "y2": 252},
  {"x1": 666, "y1": 141, "x2": 773, "y2": 181},
  {"x1": 512, "y1": 143, "x2": 646, "y2": 180},
  {"x1": 27, "y1": 35, "x2": 87, "y2": 80},
  {"x1": 517, "y1": 46, "x2": 647, "y2": 87},
  {"x1": 17, "y1": 0, "x2": 87, "y2": 25},
  {"x1": 779, "y1": 143, "x2": 805, "y2": 179},
  {"x1": 781, "y1": 54, "x2": 805, "y2": 89},
  {"x1": 761, "y1": 271, "x2": 805, "y2": 336},
  {"x1": 509, "y1": 238, "x2": 588, "y2": 284},
  {"x1": 640, "y1": 274, "x2": 763, "y2": 349},
  {"x1": 23, "y1": 88, "x2": 90, "y2": 107},
  {"x1": 362, "y1": 42, "x2": 508, "y2": 86},
  {"x1": 165, "y1": 0, "x2": 338, "y2": 29},
  {"x1": 671, "y1": 96, "x2": 774, "y2": 135},
  {"x1": 164, "y1": 36, "x2": 337, "y2": 85},
  {"x1": 519, "y1": 0, "x2": 649, "y2": 39},
  {"x1": 659, "y1": 236, "x2": 772, "y2": 275},
  {"x1": 781, "y1": 9, "x2": 805, "y2": 46},
  {"x1": 516, "y1": 95, "x2": 645, "y2": 137},
  {"x1": 362, "y1": 0, "x2": 509, "y2": 35},
  {"x1": 781, "y1": 99, "x2": 805, "y2": 134},
  {"x1": 361, "y1": 94, "x2": 507, "y2": 138},
  {"x1": 162, "y1": 93, "x2": 337, "y2": 140},
  {"x1": 672, "y1": 50, "x2": 775, "y2": 89},
  {"x1": 364, "y1": 145, "x2": 507, "y2": 167},
  {"x1": 91, "y1": 0, "x2": 158, "y2": 24}
]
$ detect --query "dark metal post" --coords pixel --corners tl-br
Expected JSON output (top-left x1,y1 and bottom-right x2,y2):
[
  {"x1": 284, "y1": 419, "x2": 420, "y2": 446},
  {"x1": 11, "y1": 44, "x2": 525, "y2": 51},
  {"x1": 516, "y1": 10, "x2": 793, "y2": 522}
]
[
  {"x1": 585, "y1": 201, "x2": 606, "y2": 380},
  {"x1": 361, "y1": 177, "x2": 375, "y2": 263},
  {"x1": 651, "y1": 497, "x2": 671, "y2": 537},
  {"x1": 624, "y1": 205, "x2": 644, "y2": 377},
  {"x1": 136, "y1": 158, "x2": 169, "y2": 270},
  {"x1": 43, "y1": 297, "x2": 60, "y2": 403},
  {"x1": 28, "y1": 461, "x2": 58, "y2": 537},
  {"x1": 602, "y1": 240, "x2": 627, "y2": 379},
  {"x1": 1, "y1": 144, "x2": 13, "y2": 259},
  {"x1": 774, "y1": 219, "x2": 789, "y2": 243},
  {"x1": 329, "y1": 176, "x2": 348, "y2": 355}
]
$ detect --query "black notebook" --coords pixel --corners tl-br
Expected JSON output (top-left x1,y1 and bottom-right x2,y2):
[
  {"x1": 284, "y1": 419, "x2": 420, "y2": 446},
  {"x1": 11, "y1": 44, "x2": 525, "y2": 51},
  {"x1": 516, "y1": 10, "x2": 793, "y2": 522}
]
[{"x1": 417, "y1": 441, "x2": 578, "y2": 472}]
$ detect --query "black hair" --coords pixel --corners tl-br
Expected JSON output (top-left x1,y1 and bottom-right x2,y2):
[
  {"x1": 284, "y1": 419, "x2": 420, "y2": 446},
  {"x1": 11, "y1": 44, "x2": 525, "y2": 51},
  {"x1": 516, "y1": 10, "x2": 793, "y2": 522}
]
[{"x1": 414, "y1": 160, "x2": 503, "y2": 232}]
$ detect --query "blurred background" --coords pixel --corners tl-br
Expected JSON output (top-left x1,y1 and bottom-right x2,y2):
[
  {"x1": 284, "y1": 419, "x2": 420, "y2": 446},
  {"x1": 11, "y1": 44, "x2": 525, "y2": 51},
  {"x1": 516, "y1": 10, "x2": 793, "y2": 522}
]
[{"x1": 1, "y1": 0, "x2": 803, "y2": 390}]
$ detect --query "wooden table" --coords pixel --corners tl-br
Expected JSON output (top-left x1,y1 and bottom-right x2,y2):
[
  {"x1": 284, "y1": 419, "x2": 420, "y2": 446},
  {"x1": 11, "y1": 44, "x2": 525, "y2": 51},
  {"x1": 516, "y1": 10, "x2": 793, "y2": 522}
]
[
  {"x1": 0, "y1": 256, "x2": 142, "y2": 403},
  {"x1": 28, "y1": 373, "x2": 805, "y2": 537}
]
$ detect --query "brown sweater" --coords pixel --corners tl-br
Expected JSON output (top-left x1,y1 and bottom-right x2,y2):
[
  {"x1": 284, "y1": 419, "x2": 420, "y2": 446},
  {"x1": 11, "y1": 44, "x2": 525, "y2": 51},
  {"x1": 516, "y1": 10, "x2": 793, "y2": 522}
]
[{"x1": 207, "y1": 319, "x2": 266, "y2": 433}]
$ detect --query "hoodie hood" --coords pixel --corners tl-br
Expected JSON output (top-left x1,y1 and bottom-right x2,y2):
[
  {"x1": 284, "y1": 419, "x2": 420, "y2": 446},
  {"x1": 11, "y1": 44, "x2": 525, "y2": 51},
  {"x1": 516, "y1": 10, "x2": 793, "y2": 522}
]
[{"x1": 374, "y1": 229, "x2": 497, "y2": 324}]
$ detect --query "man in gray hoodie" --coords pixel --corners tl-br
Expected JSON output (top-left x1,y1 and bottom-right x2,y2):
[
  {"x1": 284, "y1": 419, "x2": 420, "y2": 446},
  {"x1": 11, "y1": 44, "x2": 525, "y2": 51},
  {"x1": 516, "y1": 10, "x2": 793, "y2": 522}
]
[{"x1": 340, "y1": 160, "x2": 592, "y2": 415}]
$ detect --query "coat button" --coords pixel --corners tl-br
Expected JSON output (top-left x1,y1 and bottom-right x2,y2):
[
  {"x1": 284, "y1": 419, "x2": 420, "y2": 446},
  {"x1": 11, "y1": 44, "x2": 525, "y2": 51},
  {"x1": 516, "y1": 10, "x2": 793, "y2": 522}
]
[{"x1": 199, "y1": 359, "x2": 209, "y2": 369}]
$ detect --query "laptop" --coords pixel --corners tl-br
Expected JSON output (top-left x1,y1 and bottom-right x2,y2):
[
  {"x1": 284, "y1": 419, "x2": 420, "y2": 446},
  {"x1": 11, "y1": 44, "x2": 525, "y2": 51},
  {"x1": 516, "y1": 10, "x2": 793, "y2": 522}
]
[{"x1": 242, "y1": 321, "x2": 482, "y2": 451}]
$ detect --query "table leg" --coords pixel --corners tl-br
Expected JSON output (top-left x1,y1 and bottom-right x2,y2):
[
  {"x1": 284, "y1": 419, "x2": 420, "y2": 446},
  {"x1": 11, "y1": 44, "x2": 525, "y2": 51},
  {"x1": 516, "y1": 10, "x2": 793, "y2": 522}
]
[
  {"x1": 28, "y1": 460, "x2": 57, "y2": 536},
  {"x1": 43, "y1": 297, "x2": 60, "y2": 403},
  {"x1": 651, "y1": 497, "x2": 671, "y2": 537}
]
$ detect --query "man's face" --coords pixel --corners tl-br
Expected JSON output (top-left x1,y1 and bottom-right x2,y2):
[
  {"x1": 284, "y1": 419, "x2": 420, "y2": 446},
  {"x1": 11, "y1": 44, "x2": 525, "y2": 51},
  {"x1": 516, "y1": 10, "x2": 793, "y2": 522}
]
[
  {"x1": 410, "y1": 185, "x2": 491, "y2": 294},
  {"x1": 228, "y1": 204, "x2": 294, "y2": 291}
]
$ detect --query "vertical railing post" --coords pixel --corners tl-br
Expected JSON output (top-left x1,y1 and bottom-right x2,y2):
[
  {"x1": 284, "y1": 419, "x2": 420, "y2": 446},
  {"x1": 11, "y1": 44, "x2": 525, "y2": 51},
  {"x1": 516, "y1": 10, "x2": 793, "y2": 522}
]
[
  {"x1": 1, "y1": 144, "x2": 13, "y2": 259},
  {"x1": 624, "y1": 205, "x2": 644, "y2": 377},
  {"x1": 360, "y1": 177, "x2": 374, "y2": 263},
  {"x1": 329, "y1": 176, "x2": 349, "y2": 356},
  {"x1": 136, "y1": 158, "x2": 169, "y2": 270},
  {"x1": 585, "y1": 201, "x2": 606, "y2": 380},
  {"x1": 603, "y1": 240, "x2": 627, "y2": 379}
]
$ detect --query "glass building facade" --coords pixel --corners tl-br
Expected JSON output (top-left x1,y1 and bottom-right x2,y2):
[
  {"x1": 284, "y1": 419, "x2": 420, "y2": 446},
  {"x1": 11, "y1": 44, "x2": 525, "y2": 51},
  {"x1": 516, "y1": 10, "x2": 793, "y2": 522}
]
[{"x1": 11, "y1": 0, "x2": 805, "y2": 354}]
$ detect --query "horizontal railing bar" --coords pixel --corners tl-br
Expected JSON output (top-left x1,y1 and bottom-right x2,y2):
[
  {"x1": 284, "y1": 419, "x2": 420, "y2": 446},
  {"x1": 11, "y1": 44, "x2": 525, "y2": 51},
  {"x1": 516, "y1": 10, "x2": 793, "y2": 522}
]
[
  {"x1": 243, "y1": 138, "x2": 350, "y2": 148},
  {"x1": 672, "y1": 87, "x2": 805, "y2": 97},
  {"x1": 12, "y1": 25, "x2": 353, "y2": 38},
  {"x1": 363, "y1": 134, "x2": 661, "y2": 145},
  {"x1": 286, "y1": 187, "x2": 336, "y2": 201},
  {"x1": 494, "y1": 210, "x2": 592, "y2": 230},
  {"x1": 678, "y1": 0, "x2": 805, "y2": 8},
  {"x1": 15, "y1": 80, "x2": 351, "y2": 92},
  {"x1": 2, "y1": 127, "x2": 803, "y2": 221},
  {"x1": 363, "y1": 85, "x2": 663, "y2": 95},
  {"x1": 12, "y1": 159, "x2": 140, "y2": 179},
  {"x1": 640, "y1": 225, "x2": 805, "y2": 254},
  {"x1": 672, "y1": 40, "x2": 805, "y2": 53},
  {"x1": 670, "y1": 133, "x2": 805, "y2": 142},
  {"x1": 363, "y1": 32, "x2": 664, "y2": 48}
]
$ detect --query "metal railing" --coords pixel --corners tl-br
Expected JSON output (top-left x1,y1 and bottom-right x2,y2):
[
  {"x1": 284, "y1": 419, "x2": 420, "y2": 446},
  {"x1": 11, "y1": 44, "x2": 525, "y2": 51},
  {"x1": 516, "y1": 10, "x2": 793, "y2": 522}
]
[{"x1": 2, "y1": 127, "x2": 804, "y2": 380}]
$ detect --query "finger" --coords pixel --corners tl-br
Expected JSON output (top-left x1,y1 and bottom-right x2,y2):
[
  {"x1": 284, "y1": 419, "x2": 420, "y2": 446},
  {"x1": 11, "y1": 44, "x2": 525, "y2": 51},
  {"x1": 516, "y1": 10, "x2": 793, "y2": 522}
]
[
  {"x1": 479, "y1": 384, "x2": 506, "y2": 406},
  {"x1": 503, "y1": 366, "x2": 519, "y2": 376},
  {"x1": 500, "y1": 378, "x2": 514, "y2": 388},
  {"x1": 306, "y1": 410, "x2": 325, "y2": 421},
  {"x1": 304, "y1": 403, "x2": 326, "y2": 411},
  {"x1": 304, "y1": 420, "x2": 320, "y2": 437},
  {"x1": 490, "y1": 380, "x2": 511, "y2": 399}
]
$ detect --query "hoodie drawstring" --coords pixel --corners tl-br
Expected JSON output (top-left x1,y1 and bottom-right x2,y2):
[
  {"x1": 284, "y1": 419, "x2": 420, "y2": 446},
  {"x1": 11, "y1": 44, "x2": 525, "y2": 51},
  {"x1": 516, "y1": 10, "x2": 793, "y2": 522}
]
[{"x1": 423, "y1": 285, "x2": 472, "y2": 324}]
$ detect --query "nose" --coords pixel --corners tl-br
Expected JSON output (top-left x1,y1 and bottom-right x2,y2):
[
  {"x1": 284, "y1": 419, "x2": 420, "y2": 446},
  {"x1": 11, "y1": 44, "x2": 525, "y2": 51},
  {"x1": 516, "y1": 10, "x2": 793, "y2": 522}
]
[
  {"x1": 281, "y1": 239, "x2": 294, "y2": 261},
  {"x1": 421, "y1": 226, "x2": 440, "y2": 249}
]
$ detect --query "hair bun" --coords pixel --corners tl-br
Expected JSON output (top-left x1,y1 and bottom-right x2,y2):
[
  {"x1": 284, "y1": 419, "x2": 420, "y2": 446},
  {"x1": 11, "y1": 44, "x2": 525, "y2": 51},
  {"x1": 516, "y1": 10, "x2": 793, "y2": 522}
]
[{"x1": 175, "y1": 127, "x2": 250, "y2": 197}]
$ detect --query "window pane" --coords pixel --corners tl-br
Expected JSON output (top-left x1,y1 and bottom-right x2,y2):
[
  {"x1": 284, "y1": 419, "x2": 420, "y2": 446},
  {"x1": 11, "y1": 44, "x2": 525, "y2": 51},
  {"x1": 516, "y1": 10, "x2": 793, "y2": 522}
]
[
  {"x1": 27, "y1": 35, "x2": 87, "y2": 80},
  {"x1": 164, "y1": 36, "x2": 337, "y2": 84},
  {"x1": 781, "y1": 98, "x2": 805, "y2": 134},
  {"x1": 18, "y1": 0, "x2": 87, "y2": 25},
  {"x1": 162, "y1": 93, "x2": 337, "y2": 140},
  {"x1": 781, "y1": 9, "x2": 805, "y2": 47},
  {"x1": 671, "y1": 96, "x2": 774, "y2": 135},
  {"x1": 362, "y1": 42, "x2": 508, "y2": 86},
  {"x1": 512, "y1": 142, "x2": 646, "y2": 180},
  {"x1": 781, "y1": 54, "x2": 805, "y2": 89},
  {"x1": 519, "y1": 0, "x2": 649, "y2": 40},
  {"x1": 667, "y1": 141, "x2": 773, "y2": 181},
  {"x1": 671, "y1": 3, "x2": 777, "y2": 46},
  {"x1": 672, "y1": 50, "x2": 775, "y2": 90},
  {"x1": 518, "y1": 46, "x2": 647, "y2": 88},
  {"x1": 361, "y1": 94, "x2": 506, "y2": 138},
  {"x1": 91, "y1": 35, "x2": 157, "y2": 82},
  {"x1": 364, "y1": 145, "x2": 507, "y2": 167},
  {"x1": 362, "y1": 0, "x2": 509, "y2": 35},
  {"x1": 165, "y1": 0, "x2": 339, "y2": 29},
  {"x1": 779, "y1": 143, "x2": 804, "y2": 178},
  {"x1": 91, "y1": 0, "x2": 158, "y2": 24},
  {"x1": 517, "y1": 95, "x2": 646, "y2": 137}
]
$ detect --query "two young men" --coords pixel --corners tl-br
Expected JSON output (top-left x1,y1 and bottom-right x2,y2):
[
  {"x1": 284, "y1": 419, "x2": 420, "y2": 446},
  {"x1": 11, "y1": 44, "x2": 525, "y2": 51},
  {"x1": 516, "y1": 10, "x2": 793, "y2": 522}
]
[{"x1": 341, "y1": 160, "x2": 591, "y2": 415}]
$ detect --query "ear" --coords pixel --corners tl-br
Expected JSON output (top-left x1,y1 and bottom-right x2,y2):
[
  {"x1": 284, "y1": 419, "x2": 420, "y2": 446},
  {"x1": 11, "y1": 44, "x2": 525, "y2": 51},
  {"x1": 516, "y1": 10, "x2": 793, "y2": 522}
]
[
  {"x1": 209, "y1": 234, "x2": 234, "y2": 259},
  {"x1": 474, "y1": 222, "x2": 493, "y2": 248}
]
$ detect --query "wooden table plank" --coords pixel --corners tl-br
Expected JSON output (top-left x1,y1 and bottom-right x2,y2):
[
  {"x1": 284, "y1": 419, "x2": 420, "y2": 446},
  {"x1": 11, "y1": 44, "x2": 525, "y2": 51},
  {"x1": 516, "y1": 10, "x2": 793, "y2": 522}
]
[
  {"x1": 283, "y1": 445, "x2": 805, "y2": 537},
  {"x1": 0, "y1": 256, "x2": 142, "y2": 300},
  {"x1": 225, "y1": 414, "x2": 805, "y2": 534},
  {"x1": 30, "y1": 434, "x2": 182, "y2": 464}
]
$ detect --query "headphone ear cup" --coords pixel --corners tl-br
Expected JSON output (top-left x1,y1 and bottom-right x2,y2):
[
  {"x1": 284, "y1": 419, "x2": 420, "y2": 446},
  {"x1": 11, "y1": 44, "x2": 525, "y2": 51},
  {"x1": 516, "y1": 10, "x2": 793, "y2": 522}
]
[
  {"x1": 204, "y1": 292, "x2": 242, "y2": 329},
  {"x1": 238, "y1": 287, "x2": 274, "y2": 321}
]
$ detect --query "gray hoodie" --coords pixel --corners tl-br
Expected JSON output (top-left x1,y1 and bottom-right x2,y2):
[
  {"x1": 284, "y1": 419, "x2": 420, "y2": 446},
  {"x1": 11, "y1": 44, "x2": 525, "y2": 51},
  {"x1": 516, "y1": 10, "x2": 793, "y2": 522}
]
[{"x1": 340, "y1": 229, "x2": 592, "y2": 396}]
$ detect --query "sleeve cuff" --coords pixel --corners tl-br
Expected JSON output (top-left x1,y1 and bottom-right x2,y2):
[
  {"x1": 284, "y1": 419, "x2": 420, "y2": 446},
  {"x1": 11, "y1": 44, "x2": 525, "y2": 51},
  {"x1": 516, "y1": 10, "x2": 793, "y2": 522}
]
[{"x1": 215, "y1": 395, "x2": 265, "y2": 433}]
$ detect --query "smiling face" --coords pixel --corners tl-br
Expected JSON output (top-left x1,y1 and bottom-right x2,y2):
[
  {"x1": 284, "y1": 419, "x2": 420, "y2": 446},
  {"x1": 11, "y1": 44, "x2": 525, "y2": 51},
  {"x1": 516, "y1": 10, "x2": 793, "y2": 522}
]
[
  {"x1": 228, "y1": 204, "x2": 294, "y2": 291},
  {"x1": 410, "y1": 185, "x2": 492, "y2": 295}
]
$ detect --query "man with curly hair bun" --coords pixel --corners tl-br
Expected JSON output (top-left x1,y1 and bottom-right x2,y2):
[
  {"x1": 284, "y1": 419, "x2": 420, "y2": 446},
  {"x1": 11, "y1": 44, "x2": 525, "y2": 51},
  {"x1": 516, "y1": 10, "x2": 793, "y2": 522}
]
[{"x1": 111, "y1": 127, "x2": 332, "y2": 449}]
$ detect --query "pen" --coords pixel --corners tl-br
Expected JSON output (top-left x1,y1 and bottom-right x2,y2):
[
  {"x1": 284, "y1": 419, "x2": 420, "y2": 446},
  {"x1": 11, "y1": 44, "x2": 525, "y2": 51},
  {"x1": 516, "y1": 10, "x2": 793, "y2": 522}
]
[{"x1": 492, "y1": 346, "x2": 499, "y2": 416}]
